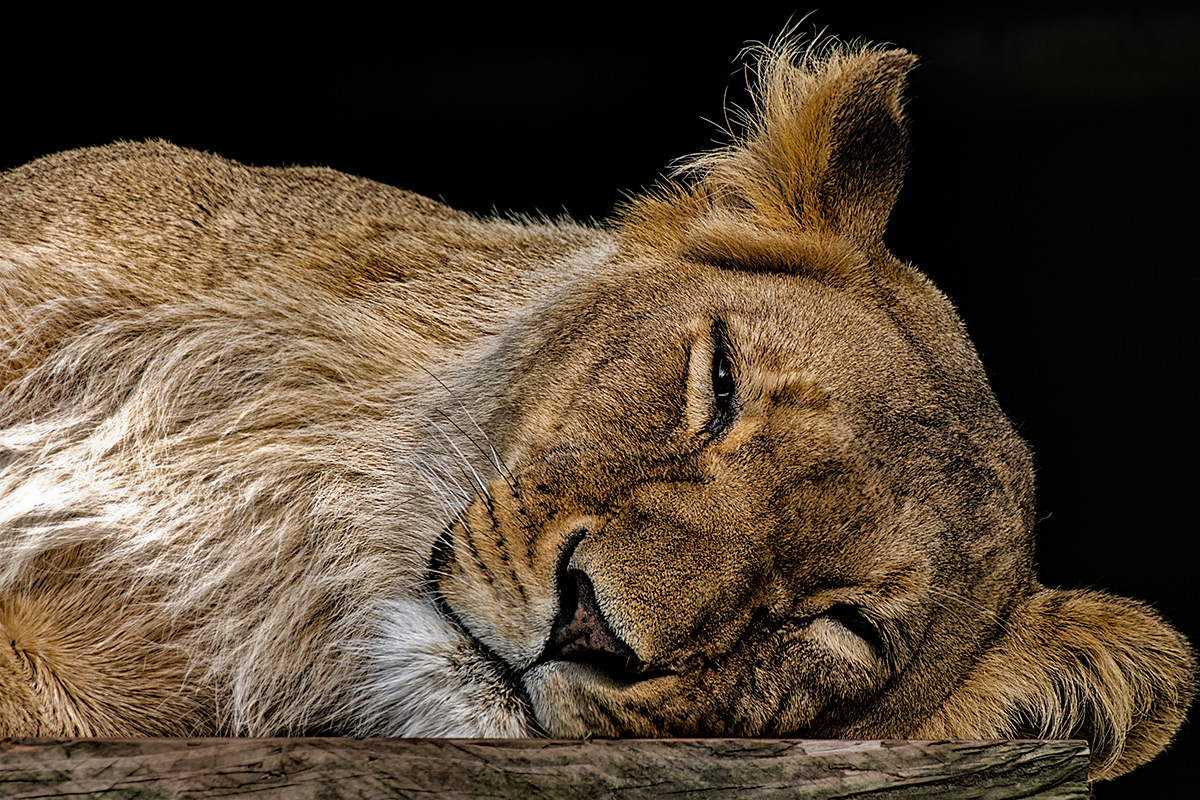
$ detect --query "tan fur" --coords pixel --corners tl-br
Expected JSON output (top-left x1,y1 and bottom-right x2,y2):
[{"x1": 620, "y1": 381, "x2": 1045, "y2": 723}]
[{"x1": 0, "y1": 40, "x2": 1192, "y2": 781}]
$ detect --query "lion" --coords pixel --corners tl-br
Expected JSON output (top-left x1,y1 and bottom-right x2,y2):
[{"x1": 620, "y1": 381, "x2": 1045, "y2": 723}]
[{"x1": 0, "y1": 41, "x2": 1192, "y2": 782}]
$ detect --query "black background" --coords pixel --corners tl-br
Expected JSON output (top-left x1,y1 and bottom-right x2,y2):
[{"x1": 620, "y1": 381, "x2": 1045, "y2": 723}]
[{"x1": 6, "y1": 4, "x2": 1196, "y2": 796}]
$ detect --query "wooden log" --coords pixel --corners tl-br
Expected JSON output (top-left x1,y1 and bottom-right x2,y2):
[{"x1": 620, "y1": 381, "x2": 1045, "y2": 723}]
[{"x1": 0, "y1": 738, "x2": 1089, "y2": 799}]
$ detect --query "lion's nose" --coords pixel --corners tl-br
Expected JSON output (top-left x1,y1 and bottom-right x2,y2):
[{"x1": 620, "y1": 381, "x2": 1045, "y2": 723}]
[{"x1": 541, "y1": 569, "x2": 641, "y2": 675}]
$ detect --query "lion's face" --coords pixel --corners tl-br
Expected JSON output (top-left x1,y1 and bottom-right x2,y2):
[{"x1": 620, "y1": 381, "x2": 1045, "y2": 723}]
[
  {"x1": 434, "y1": 248, "x2": 1023, "y2": 739},
  {"x1": 424, "y1": 45, "x2": 1192, "y2": 780}
]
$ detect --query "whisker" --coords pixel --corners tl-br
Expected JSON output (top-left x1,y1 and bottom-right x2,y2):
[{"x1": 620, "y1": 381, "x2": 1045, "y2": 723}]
[
  {"x1": 924, "y1": 586, "x2": 1011, "y2": 634},
  {"x1": 405, "y1": 451, "x2": 470, "y2": 507},
  {"x1": 411, "y1": 413, "x2": 489, "y2": 496},
  {"x1": 422, "y1": 368, "x2": 517, "y2": 487},
  {"x1": 435, "y1": 408, "x2": 517, "y2": 494}
]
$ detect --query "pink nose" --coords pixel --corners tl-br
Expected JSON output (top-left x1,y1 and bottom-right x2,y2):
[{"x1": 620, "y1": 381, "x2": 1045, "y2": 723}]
[{"x1": 540, "y1": 569, "x2": 640, "y2": 676}]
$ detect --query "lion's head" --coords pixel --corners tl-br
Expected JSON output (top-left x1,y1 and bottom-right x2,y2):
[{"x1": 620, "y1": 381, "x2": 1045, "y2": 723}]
[{"x1": 409, "y1": 44, "x2": 1193, "y2": 781}]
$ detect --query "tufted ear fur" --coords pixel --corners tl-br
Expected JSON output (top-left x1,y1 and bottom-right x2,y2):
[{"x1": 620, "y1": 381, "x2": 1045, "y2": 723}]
[
  {"x1": 917, "y1": 589, "x2": 1195, "y2": 781},
  {"x1": 621, "y1": 42, "x2": 918, "y2": 275},
  {"x1": 680, "y1": 42, "x2": 915, "y2": 245}
]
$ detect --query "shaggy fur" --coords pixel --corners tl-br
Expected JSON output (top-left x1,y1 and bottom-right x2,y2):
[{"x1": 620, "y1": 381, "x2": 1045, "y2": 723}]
[{"x1": 0, "y1": 41, "x2": 1192, "y2": 781}]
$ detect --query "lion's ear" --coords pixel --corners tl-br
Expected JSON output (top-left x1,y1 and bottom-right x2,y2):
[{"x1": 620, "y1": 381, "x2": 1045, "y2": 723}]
[
  {"x1": 685, "y1": 44, "x2": 916, "y2": 245},
  {"x1": 920, "y1": 589, "x2": 1195, "y2": 781}
]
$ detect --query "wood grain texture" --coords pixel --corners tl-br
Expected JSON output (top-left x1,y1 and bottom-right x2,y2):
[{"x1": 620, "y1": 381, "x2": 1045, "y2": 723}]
[{"x1": 0, "y1": 738, "x2": 1090, "y2": 799}]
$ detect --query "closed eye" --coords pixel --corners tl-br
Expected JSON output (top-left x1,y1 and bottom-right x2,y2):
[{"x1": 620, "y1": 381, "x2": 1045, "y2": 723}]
[
  {"x1": 826, "y1": 604, "x2": 885, "y2": 655},
  {"x1": 705, "y1": 322, "x2": 737, "y2": 437}
]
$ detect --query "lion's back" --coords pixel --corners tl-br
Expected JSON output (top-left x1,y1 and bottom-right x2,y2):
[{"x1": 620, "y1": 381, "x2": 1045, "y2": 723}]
[
  {"x1": 1, "y1": 140, "x2": 463, "y2": 316},
  {"x1": 1, "y1": 141, "x2": 609, "y2": 390}
]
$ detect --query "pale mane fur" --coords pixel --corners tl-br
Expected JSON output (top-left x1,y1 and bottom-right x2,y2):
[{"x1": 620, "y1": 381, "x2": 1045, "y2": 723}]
[{"x1": 0, "y1": 40, "x2": 1192, "y2": 782}]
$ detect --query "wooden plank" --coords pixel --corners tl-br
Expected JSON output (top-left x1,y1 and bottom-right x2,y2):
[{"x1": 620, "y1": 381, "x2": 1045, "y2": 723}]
[{"x1": 0, "y1": 738, "x2": 1090, "y2": 799}]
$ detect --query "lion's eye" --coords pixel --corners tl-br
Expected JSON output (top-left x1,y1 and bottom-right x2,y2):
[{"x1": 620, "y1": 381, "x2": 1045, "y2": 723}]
[
  {"x1": 713, "y1": 350, "x2": 734, "y2": 402},
  {"x1": 827, "y1": 604, "x2": 885, "y2": 654},
  {"x1": 706, "y1": 331, "x2": 737, "y2": 436}
]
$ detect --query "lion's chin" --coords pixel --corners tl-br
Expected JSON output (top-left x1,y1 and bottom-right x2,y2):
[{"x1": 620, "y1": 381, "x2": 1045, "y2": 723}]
[
  {"x1": 521, "y1": 661, "x2": 610, "y2": 737},
  {"x1": 520, "y1": 659, "x2": 680, "y2": 738},
  {"x1": 348, "y1": 597, "x2": 534, "y2": 737}
]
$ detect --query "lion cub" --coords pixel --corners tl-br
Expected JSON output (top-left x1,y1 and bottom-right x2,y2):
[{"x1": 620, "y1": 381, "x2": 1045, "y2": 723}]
[{"x1": 0, "y1": 41, "x2": 1192, "y2": 781}]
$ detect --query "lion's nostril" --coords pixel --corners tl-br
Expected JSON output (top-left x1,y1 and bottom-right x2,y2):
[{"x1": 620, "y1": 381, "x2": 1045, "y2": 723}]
[{"x1": 542, "y1": 569, "x2": 641, "y2": 675}]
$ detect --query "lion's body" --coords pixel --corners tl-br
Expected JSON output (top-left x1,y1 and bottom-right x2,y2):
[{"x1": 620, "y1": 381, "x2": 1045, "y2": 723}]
[
  {"x1": 0, "y1": 44, "x2": 1192, "y2": 780},
  {"x1": 0, "y1": 141, "x2": 605, "y2": 736}
]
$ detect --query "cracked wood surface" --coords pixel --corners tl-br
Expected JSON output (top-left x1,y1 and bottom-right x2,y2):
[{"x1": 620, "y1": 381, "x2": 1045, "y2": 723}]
[{"x1": 0, "y1": 738, "x2": 1090, "y2": 799}]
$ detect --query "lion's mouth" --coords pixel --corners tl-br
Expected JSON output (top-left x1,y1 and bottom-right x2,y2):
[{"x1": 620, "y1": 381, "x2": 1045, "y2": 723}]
[
  {"x1": 426, "y1": 565, "x2": 676, "y2": 742},
  {"x1": 429, "y1": 577, "x2": 668, "y2": 690},
  {"x1": 429, "y1": 511, "x2": 673, "y2": 681}
]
